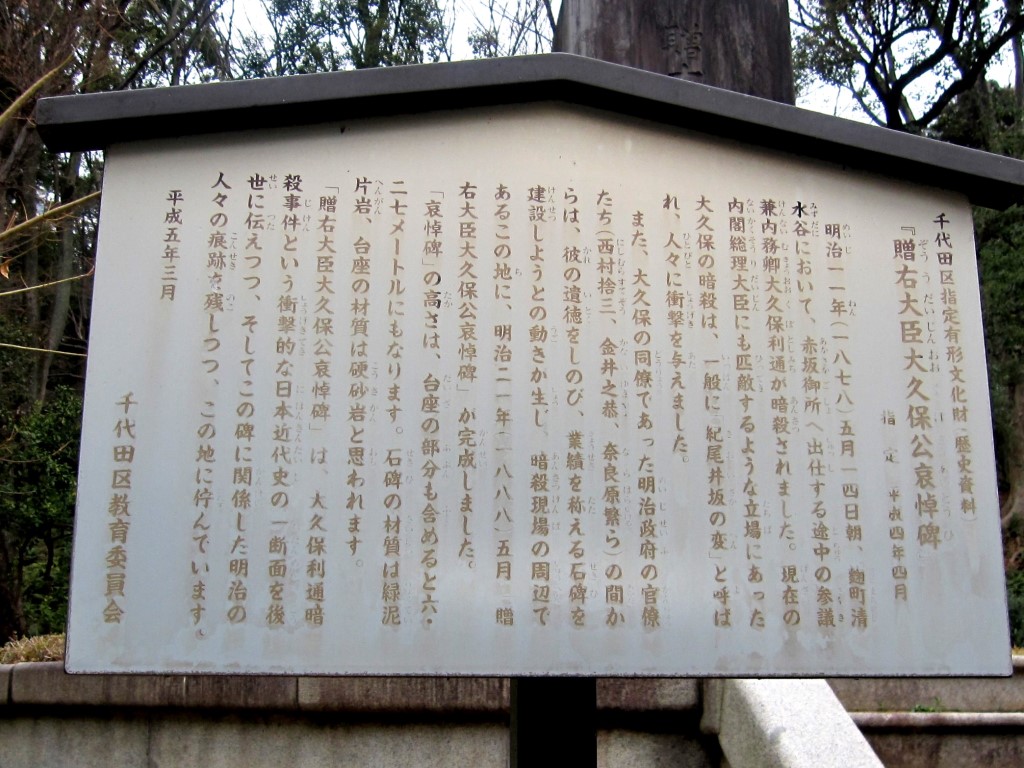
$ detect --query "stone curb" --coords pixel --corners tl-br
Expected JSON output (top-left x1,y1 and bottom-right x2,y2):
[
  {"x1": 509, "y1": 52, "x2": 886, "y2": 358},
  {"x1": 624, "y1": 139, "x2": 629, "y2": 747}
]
[
  {"x1": 829, "y1": 656, "x2": 1024, "y2": 714},
  {"x1": 702, "y1": 679, "x2": 883, "y2": 768},
  {"x1": 7, "y1": 663, "x2": 187, "y2": 707},
  {"x1": 853, "y1": 712, "x2": 1024, "y2": 729},
  {"x1": 297, "y1": 677, "x2": 508, "y2": 713},
  {"x1": 9, "y1": 658, "x2": 1020, "y2": 716},
  {"x1": 0, "y1": 664, "x2": 11, "y2": 707},
  {"x1": 2, "y1": 663, "x2": 701, "y2": 714}
]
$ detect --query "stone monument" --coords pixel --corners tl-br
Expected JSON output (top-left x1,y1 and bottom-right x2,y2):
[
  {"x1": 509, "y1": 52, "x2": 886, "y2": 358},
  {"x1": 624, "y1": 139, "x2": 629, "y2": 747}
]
[{"x1": 555, "y1": 0, "x2": 795, "y2": 103}]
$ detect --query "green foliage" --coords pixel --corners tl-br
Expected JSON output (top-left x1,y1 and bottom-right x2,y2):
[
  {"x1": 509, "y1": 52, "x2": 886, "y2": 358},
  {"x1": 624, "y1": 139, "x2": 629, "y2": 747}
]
[
  {"x1": 0, "y1": 2, "x2": 237, "y2": 638},
  {"x1": 239, "y1": 0, "x2": 451, "y2": 78},
  {"x1": 0, "y1": 316, "x2": 36, "y2": 430},
  {"x1": 976, "y1": 203, "x2": 1024, "y2": 475},
  {"x1": 910, "y1": 697, "x2": 946, "y2": 713},
  {"x1": 0, "y1": 0, "x2": 455, "y2": 644},
  {"x1": 932, "y1": 85, "x2": 1024, "y2": 502},
  {"x1": 932, "y1": 84, "x2": 1024, "y2": 156},
  {"x1": 1007, "y1": 567, "x2": 1024, "y2": 647},
  {"x1": 80, "y1": 0, "x2": 231, "y2": 90},
  {"x1": 0, "y1": 387, "x2": 81, "y2": 638},
  {"x1": 924, "y1": 85, "x2": 1024, "y2": 651},
  {"x1": 792, "y1": 1, "x2": 1024, "y2": 132}
]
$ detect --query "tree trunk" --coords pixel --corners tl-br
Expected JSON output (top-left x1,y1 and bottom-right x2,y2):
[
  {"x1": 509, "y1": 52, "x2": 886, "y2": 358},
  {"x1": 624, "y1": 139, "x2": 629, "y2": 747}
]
[
  {"x1": 1008, "y1": 0, "x2": 1024, "y2": 108},
  {"x1": 1014, "y1": 31, "x2": 1024, "y2": 108},
  {"x1": 12, "y1": 141, "x2": 44, "y2": 402},
  {"x1": 0, "y1": 529, "x2": 26, "y2": 640},
  {"x1": 38, "y1": 151, "x2": 82, "y2": 401}
]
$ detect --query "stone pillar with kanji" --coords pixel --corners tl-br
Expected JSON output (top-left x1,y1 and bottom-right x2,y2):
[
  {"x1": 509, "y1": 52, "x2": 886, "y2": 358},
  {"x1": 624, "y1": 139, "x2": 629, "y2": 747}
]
[{"x1": 555, "y1": 0, "x2": 794, "y2": 103}]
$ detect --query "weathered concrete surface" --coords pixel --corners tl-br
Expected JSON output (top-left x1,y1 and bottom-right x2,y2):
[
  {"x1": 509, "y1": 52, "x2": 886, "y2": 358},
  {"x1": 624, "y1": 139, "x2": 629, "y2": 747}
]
[
  {"x1": 8, "y1": 663, "x2": 511, "y2": 712},
  {"x1": 0, "y1": 717, "x2": 151, "y2": 768},
  {"x1": 599, "y1": 728, "x2": 717, "y2": 767},
  {"x1": 0, "y1": 663, "x2": 12, "y2": 707},
  {"x1": 298, "y1": 675, "x2": 507, "y2": 713},
  {"x1": 0, "y1": 717, "x2": 728, "y2": 768},
  {"x1": 702, "y1": 679, "x2": 883, "y2": 768},
  {"x1": 856, "y1": 724, "x2": 1024, "y2": 768},
  {"x1": 1, "y1": 666, "x2": 512, "y2": 768},
  {"x1": 0, "y1": 716, "x2": 508, "y2": 768},
  {"x1": 827, "y1": 657, "x2": 1024, "y2": 767},
  {"x1": 184, "y1": 674, "x2": 297, "y2": 710},
  {"x1": 9, "y1": 664, "x2": 698, "y2": 715},
  {"x1": 855, "y1": 712, "x2": 1024, "y2": 728},
  {"x1": 0, "y1": 664, "x2": 715, "y2": 768},
  {"x1": 830, "y1": 656, "x2": 1024, "y2": 712},
  {"x1": 9, "y1": 662, "x2": 187, "y2": 707},
  {"x1": 16, "y1": 662, "x2": 1024, "y2": 767},
  {"x1": 597, "y1": 678, "x2": 699, "y2": 711},
  {"x1": 148, "y1": 720, "x2": 508, "y2": 768}
]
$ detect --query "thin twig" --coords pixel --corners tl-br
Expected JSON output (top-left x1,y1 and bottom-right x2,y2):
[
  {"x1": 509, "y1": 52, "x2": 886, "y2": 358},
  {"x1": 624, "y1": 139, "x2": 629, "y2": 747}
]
[
  {"x1": 0, "y1": 342, "x2": 86, "y2": 359},
  {"x1": 0, "y1": 267, "x2": 94, "y2": 297},
  {"x1": 0, "y1": 56, "x2": 72, "y2": 131},
  {"x1": 0, "y1": 191, "x2": 101, "y2": 244}
]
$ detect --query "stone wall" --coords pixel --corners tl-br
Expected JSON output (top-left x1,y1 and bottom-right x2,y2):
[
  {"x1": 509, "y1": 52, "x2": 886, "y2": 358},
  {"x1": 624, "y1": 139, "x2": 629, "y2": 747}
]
[
  {"x1": 5, "y1": 660, "x2": 1024, "y2": 767},
  {"x1": 0, "y1": 664, "x2": 719, "y2": 768}
]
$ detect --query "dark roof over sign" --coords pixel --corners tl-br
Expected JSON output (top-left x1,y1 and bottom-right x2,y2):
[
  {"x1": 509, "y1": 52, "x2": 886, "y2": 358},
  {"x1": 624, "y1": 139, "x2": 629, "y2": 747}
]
[{"x1": 35, "y1": 53, "x2": 1024, "y2": 210}]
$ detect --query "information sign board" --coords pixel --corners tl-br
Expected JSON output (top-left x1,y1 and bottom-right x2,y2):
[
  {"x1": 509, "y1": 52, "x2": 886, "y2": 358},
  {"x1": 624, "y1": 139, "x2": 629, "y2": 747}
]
[{"x1": 66, "y1": 104, "x2": 1010, "y2": 675}]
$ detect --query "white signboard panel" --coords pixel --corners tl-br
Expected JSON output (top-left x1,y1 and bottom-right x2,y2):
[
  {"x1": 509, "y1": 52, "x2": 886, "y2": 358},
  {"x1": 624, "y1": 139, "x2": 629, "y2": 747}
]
[{"x1": 67, "y1": 104, "x2": 1010, "y2": 675}]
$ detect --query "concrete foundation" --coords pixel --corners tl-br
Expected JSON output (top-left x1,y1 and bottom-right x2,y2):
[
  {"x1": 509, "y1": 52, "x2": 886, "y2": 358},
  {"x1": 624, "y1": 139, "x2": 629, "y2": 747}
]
[
  {"x1": 0, "y1": 664, "x2": 720, "y2": 768},
  {"x1": 4, "y1": 661, "x2": 1023, "y2": 767}
]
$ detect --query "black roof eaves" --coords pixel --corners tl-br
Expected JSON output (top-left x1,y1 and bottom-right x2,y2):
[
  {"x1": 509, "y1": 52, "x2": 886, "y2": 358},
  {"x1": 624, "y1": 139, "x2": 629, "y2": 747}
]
[
  {"x1": 34, "y1": 53, "x2": 1024, "y2": 209},
  {"x1": 35, "y1": 55, "x2": 579, "y2": 149}
]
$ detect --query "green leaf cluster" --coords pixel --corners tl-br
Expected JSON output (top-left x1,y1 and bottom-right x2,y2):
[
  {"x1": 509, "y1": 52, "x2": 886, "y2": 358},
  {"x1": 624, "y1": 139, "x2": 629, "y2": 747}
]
[
  {"x1": 932, "y1": 85, "x2": 1024, "y2": 518},
  {"x1": 0, "y1": 387, "x2": 81, "y2": 639},
  {"x1": 792, "y1": 1, "x2": 1024, "y2": 132},
  {"x1": 238, "y1": 0, "x2": 451, "y2": 77},
  {"x1": 1006, "y1": 566, "x2": 1024, "y2": 646}
]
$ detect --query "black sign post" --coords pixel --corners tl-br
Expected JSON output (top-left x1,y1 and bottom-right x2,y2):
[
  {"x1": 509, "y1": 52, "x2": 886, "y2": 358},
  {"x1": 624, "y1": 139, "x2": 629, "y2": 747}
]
[{"x1": 510, "y1": 677, "x2": 597, "y2": 766}]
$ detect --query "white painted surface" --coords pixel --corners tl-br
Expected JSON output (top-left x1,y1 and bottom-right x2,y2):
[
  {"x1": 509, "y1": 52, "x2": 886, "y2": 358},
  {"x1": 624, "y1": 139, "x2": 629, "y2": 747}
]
[{"x1": 67, "y1": 104, "x2": 1009, "y2": 675}]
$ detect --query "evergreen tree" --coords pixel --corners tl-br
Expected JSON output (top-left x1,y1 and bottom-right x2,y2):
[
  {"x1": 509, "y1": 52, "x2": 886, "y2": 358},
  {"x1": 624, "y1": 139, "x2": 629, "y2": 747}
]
[
  {"x1": 933, "y1": 84, "x2": 1024, "y2": 535},
  {"x1": 238, "y1": 0, "x2": 453, "y2": 77},
  {"x1": 792, "y1": 0, "x2": 1024, "y2": 132},
  {"x1": 0, "y1": 0, "x2": 232, "y2": 640}
]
